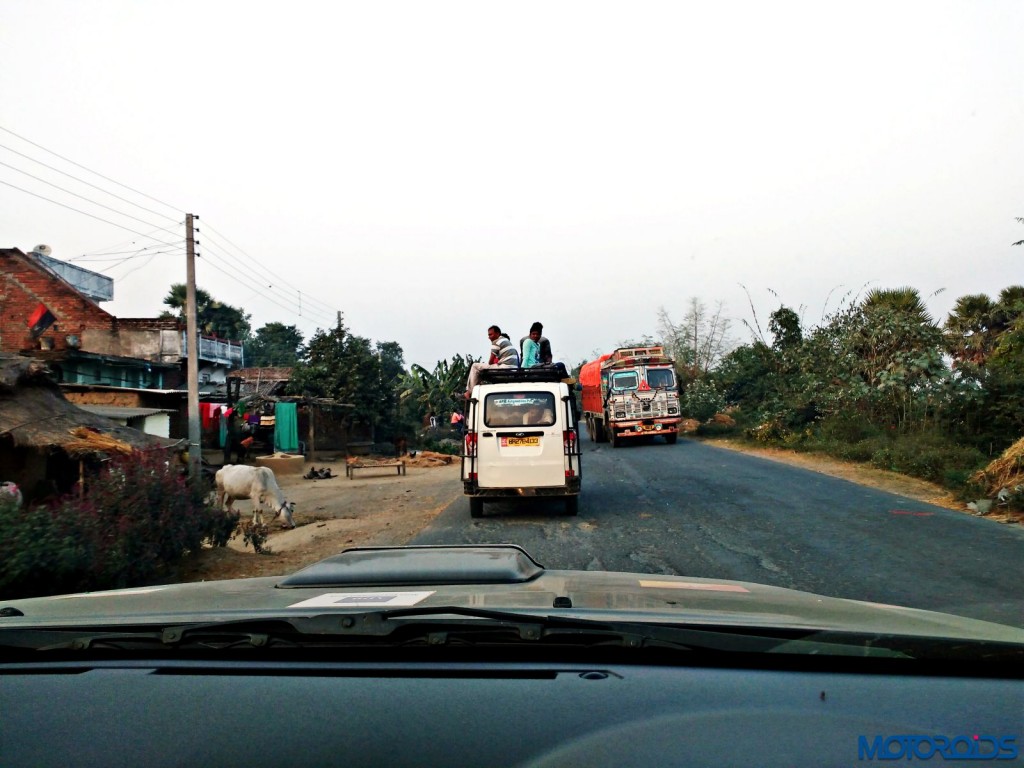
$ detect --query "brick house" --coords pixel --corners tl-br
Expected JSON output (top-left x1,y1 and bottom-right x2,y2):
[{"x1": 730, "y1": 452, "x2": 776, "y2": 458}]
[{"x1": 0, "y1": 246, "x2": 244, "y2": 438}]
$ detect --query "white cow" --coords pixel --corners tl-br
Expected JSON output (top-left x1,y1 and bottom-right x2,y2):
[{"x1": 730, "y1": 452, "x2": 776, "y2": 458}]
[
  {"x1": 215, "y1": 465, "x2": 296, "y2": 529},
  {"x1": 1, "y1": 481, "x2": 23, "y2": 509}
]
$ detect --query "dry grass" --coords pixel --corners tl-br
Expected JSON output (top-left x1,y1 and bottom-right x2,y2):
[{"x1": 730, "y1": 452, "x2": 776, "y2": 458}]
[{"x1": 64, "y1": 427, "x2": 134, "y2": 457}]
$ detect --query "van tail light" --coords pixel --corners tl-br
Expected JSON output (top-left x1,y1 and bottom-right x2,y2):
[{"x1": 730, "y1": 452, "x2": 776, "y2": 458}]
[
  {"x1": 465, "y1": 431, "x2": 477, "y2": 457},
  {"x1": 563, "y1": 428, "x2": 577, "y2": 455}
]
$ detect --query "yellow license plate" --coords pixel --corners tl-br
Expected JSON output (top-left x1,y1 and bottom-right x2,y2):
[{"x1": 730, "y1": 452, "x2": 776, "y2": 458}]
[{"x1": 501, "y1": 436, "x2": 540, "y2": 447}]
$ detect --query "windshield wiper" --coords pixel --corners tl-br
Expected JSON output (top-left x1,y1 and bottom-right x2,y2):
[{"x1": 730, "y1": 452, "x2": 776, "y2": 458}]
[{"x1": 0, "y1": 607, "x2": 913, "y2": 657}]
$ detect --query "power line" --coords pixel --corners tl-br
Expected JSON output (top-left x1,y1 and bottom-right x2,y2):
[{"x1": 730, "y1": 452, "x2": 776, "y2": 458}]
[
  {"x1": 199, "y1": 220, "x2": 339, "y2": 317},
  {"x1": 0, "y1": 158, "x2": 183, "y2": 237},
  {"x1": 0, "y1": 124, "x2": 183, "y2": 216},
  {"x1": 198, "y1": 246, "x2": 323, "y2": 322},
  {"x1": 0, "y1": 179, "x2": 183, "y2": 247},
  {"x1": 72, "y1": 223, "x2": 187, "y2": 261},
  {"x1": 0, "y1": 141, "x2": 181, "y2": 225},
  {"x1": 199, "y1": 249, "x2": 337, "y2": 329},
  {"x1": 70, "y1": 244, "x2": 185, "y2": 262},
  {"x1": 198, "y1": 240, "x2": 338, "y2": 327}
]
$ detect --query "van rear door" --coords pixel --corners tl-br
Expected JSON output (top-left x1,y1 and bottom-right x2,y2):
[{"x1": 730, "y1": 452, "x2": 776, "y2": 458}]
[{"x1": 476, "y1": 390, "x2": 565, "y2": 489}]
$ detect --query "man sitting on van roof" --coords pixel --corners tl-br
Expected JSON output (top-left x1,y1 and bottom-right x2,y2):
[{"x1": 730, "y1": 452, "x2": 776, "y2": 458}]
[
  {"x1": 465, "y1": 325, "x2": 520, "y2": 397},
  {"x1": 520, "y1": 321, "x2": 552, "y2": 366}
]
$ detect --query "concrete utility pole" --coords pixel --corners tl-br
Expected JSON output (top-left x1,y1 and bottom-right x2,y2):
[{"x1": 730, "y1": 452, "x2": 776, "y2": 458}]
[{"x1": 185, "y1": 213, "x2": 201, "y2": 480}]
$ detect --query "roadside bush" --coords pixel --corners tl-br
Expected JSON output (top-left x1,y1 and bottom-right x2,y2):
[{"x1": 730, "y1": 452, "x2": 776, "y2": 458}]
[
  {"x1": 746, "y1": 419, "x2": 789, "y2": 444},
  {"x1": 419, "y1": 431, "x2": 462, "y2": 455},
  {"x1": 869, "y1": 437, "x2": 987, "y2": 486},
  {"x1": 814, "y1": 413, "x2": 883, "y2": 445},
  {"x1": 0, "y1": 452, "x2": 230, "y2": 600},
  {"x1": 682, "y1": 380, "x2": 725, "y2": 423}
]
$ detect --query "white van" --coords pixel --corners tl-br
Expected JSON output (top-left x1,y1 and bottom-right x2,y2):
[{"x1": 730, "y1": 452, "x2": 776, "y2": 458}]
[{"x1": 461, "y1": 367, "x2": 583, "y2": 517}]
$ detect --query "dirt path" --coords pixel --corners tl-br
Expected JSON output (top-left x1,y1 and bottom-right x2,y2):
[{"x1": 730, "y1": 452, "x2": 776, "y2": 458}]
[
  {"x1": 178, "y1": 442, "x2": 1013, "y2": 584},
  {"x1": 178, "y1": 457, "x2": 462, "y2": 583}
]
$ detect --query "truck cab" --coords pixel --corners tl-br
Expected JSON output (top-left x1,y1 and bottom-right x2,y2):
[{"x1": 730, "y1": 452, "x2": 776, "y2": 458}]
[
  {"x1": 579, "y1": 346, "x2": 681, "y2": 447},
  {"x1": 461, "y1": 367, "x2": 582, "y2": 517}
]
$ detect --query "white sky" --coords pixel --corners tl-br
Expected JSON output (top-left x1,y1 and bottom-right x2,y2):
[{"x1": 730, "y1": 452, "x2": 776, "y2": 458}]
[{"x1": 2, "y1": 0, "x2": 1021, "y2": 370}]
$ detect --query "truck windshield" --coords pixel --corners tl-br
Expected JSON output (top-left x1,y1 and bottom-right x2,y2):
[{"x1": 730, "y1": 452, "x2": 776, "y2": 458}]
[
  {"x1": 646, "y1": 368, "x2": 675, "y2": 388},
  {"x1": 484, "y1": 393, "x2": 557, "y2": 427},
  {"x1": 609, "y1": 371, "x2": 639, "y2": 390}
]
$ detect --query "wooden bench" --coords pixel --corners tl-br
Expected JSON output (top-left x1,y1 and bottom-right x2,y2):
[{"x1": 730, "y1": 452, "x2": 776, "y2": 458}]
[{"x1": 346, "y1": 459, "x2": 407, "y2": 479}]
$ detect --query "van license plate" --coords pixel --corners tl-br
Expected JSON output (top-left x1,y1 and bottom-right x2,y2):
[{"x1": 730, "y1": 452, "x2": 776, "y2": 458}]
[{"x1": 501, "y1": 436, "x2": 540, "y2": 447}]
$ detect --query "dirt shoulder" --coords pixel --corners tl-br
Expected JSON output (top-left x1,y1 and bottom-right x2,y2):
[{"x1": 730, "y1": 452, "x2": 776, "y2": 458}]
[
  {"x1": 178, "y1": 456, "x2": 463, "y2": 583},
  {"x1": 178, "y1": 441, "x2": 1017, "y2": 584}
]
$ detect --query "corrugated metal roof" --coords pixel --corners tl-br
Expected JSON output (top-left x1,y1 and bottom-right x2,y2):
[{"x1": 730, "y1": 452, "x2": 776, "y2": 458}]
[{"x1": 77, "y1": 405, "x2": 175, "y2": 419}]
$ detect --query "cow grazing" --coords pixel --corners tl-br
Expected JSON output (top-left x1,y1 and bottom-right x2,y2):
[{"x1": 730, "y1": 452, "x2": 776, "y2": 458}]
[{"x1": 214, "y1": 465, "x2": 296, "y2": 529}]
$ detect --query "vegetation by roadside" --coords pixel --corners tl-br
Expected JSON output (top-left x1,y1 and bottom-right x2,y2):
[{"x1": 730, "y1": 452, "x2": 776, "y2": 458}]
[{"x1": 0, "y1": 452, "x2": 229, "y2": 600}]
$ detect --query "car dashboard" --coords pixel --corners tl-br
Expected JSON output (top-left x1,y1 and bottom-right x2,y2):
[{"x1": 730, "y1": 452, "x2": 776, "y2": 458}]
[{"x1": 2, "y1": 648, "x2": 1020, "y2": 767}]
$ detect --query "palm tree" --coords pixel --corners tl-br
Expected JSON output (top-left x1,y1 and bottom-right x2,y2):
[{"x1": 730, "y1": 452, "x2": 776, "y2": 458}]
[
  {"x1": 162, "y1": 283, "x2": 212, "y2": 319},
  {"x1": 993, "y1": 285, "x2": 1024, "y2": 330},
  {"x1": 862, "y1": 286, "x2": 933, "y2": 325},
  {"x1": 944, "y1": 293, "x2": 997, "y2": 370}
]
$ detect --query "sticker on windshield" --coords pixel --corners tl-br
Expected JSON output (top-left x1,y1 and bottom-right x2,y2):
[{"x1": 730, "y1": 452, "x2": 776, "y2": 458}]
[
  {"x1": 287, "y1": 591, "x2": 435, "y2": 608},
  {"x1": 639, "y1": 580, "x2": 749, "y2": 593}
]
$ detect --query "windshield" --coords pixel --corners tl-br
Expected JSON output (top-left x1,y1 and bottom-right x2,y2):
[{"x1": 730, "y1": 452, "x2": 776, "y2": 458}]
[
  {"x1": 0, "y1": 1, "x2": 1021, "y2": 662},
  {"x1": 484, "y1": 393, "x2": 556, "y2": 428},
  {"x1": 646, "y1": 368, "x2": 675, "y2": 389},
  {"x1": 609, "y1": 371, "x2": 639, "y2": 391}
]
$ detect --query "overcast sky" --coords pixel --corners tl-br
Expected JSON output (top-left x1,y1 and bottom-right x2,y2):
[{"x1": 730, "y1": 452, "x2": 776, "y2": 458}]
[{"x1": 2, "y1": 1, "x2": 1021, "y2": 369}]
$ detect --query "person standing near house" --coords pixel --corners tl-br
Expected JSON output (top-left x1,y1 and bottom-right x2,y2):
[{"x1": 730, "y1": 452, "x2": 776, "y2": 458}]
[
  {"x1": 222, "y1": 406, "x2": 247, "y2": 465},
  {"x1": 465, "y1": 325, "x2": 520, "y2": 396},
  {"x1": 450, "y1": 408, "x2": 465, "y2": 434}
]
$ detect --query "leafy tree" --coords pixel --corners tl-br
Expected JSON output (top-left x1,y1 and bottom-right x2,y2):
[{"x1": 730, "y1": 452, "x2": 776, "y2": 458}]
[
  {"x1": 768, "y1": 307, "x2": 802, "y2": 350},
  {"x1": 161, "y1": 283, "x2": 251, "y2": 341},
  {"x1": 375, "y1": 341, "x2": 407, "y2": 441},
  {"x1": 246, "y1": 323, "x2": 304, "y2": 367},
  {"x1": 288, "y1": 316, "x2": 401, "y2": 431},
  {"x1": 711, "y1": 342, "x2": 775, "y2": 408},
  {"x1": 398, "y1": 355, "x2": 473, "y2": 429}
]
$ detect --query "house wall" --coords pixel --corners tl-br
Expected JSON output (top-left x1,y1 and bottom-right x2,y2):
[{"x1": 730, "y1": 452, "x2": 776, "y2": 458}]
[
  {"x1": 81, "y1": 324, "x2": 183, "y2": 363},
  {"x1": 0, "y1": 248, "x2": 115, "y2": 354}
]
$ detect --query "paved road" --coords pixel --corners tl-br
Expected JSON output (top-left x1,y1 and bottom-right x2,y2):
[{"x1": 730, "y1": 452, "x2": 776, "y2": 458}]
[{"x1": 412, "y1": 437, "x2": 1024, "y2": 628}]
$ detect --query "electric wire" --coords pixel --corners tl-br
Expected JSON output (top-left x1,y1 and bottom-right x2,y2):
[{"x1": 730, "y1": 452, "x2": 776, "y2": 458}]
[
  {"x1": 1, "y1": 125, "x2": 336, "y2": 335},
  {"x1": 199, "y1": 220, "x2": 339, "y2": 317},
  {"x1": 0, "y1": 125, "x2": 183, "y2": 217},
  {"x1": 198, "y1": 227, "x2": 340, "y2": 320},
  {"x1": 70, "y1": 245, "x2": 186, "y2": 264},
  {"x1": 198, "y1": 240, "x2": 338, "y2": 327},
  {"x1": 197, "y1": 247, "x2": 315, "y2": 320},
  {"x1": 71, "y1": 223, "x2": 187, "y2": 262},
  {"x1": 0, "y1": 179, "x2": 183, "y2": 247},
  {"x1": 0, "y1": 158, "x2": 183, "y2": 237}
]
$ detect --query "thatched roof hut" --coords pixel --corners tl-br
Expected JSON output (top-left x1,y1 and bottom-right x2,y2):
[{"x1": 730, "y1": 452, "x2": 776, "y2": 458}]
[{"x1": 0, "y1": 355, "x2": 183, "y2": 501}]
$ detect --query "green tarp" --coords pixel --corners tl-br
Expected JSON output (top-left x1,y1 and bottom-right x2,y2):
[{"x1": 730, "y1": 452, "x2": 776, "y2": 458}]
[{"x1": 274, "y1": 402, "x2": 299, "y2": 453}]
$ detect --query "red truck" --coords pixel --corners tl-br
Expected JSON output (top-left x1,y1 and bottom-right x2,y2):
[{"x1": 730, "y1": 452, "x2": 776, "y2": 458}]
[{"x1": 578, "y1": 346, "x2": 681, "y2": 447}]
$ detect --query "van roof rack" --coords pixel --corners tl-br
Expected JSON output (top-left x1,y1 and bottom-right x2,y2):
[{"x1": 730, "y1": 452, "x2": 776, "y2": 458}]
[{"x1": 478, "y1": 366, "x2": 568, "y2": 385}]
